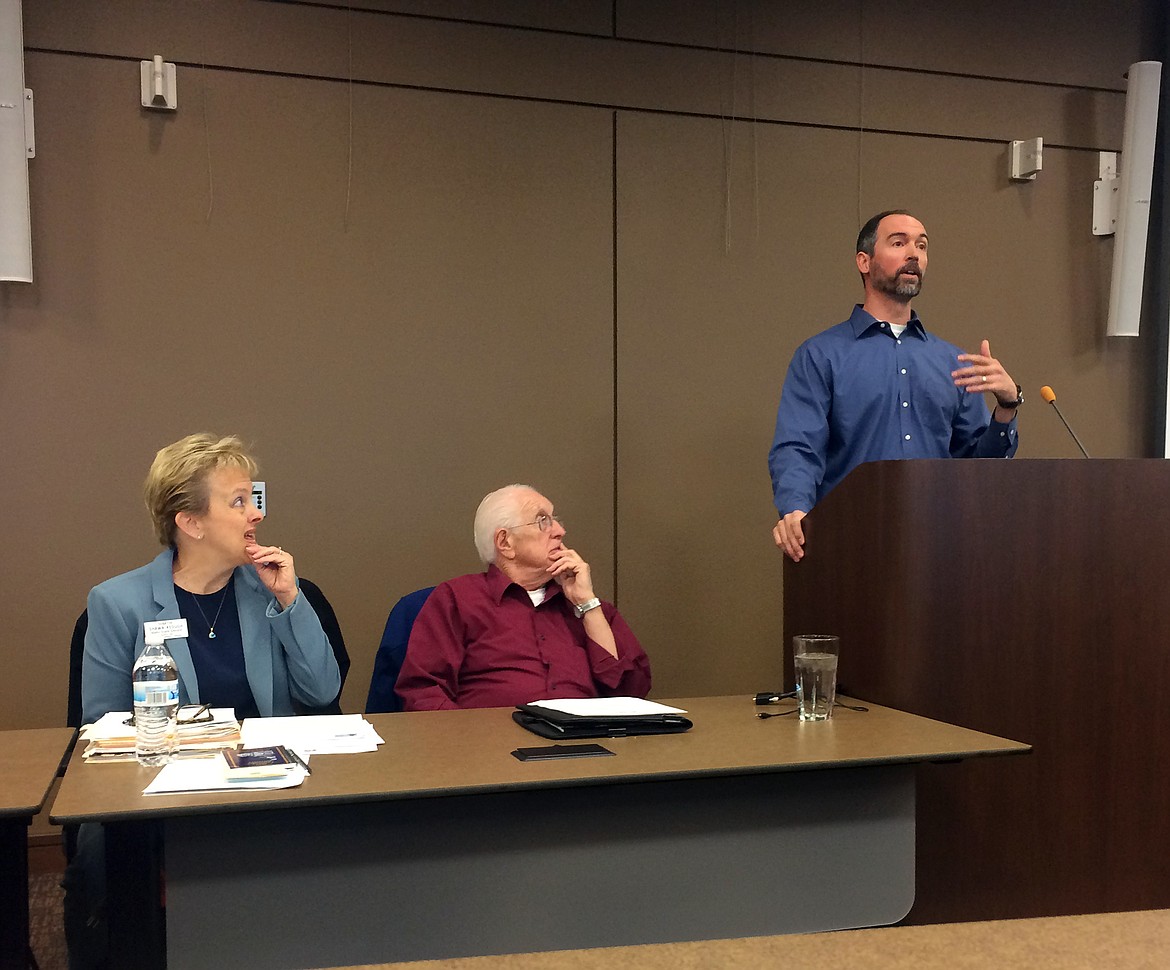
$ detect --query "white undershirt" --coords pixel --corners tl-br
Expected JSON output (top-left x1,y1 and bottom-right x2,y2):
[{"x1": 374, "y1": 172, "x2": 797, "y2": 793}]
[
  {"x1": 527, "y1": 586, "x2": 547, "y2": 607},
  {"x1": 888, "y1": 321, "x2": 907, "y2": 337}
]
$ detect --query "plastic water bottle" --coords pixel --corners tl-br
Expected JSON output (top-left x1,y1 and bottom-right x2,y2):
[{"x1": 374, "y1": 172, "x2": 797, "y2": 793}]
[{"x1": 132, "y1": 632, "x2": 179, "y2": 766}]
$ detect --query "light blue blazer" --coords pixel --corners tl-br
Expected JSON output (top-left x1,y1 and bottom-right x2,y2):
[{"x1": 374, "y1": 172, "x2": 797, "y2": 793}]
[{"x1": 82, "y1": 548, "x2": 341, "y2": 725}]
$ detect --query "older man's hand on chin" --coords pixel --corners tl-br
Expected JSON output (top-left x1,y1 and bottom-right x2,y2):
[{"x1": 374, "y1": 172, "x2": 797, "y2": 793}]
[
  {"x1": 548, "y1": 547, "x2": 618, "y2": 659},
  {"x1": 548, "y1": 547, "x2": 593, "y2": 602}
]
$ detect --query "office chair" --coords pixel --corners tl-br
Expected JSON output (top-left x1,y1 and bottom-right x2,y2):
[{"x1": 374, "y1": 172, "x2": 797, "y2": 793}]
[
  {"x1": 67, "y1": 611, "x2": 87, "y2": 730},
  {"x1": 63, "y1": 610, "x2": 90, "y2": 869},
  {"x1": 365, "y1": 586, "x2": 436, "y2": 713},
  {"x1": 295, "y1": 577, "x2": 350, "y2": 715}
]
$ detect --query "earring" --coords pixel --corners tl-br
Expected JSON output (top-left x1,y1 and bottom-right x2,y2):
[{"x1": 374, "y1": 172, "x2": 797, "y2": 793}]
[{"x1": 197, "y1": 534, "x2": 204, "y2": 540}]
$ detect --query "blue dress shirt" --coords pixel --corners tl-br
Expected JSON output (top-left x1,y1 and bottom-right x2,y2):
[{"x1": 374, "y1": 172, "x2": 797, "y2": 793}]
[{"x1": 769, "y1": 305, "x2": 1018, "y2": 515}]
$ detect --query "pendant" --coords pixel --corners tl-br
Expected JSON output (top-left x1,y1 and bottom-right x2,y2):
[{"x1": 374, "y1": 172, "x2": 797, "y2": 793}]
[{"x1": 208, "y1": 630, "x2": 217, "y2": 639}]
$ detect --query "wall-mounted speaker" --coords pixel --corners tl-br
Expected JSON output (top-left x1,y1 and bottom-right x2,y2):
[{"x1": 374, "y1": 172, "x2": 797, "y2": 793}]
[
  {"x1": 1106, "y1": 60, "x2": 1162, "y2": 338},
  {"x1": 0, "y1": 0, "x2": 32, "y2": 284}
]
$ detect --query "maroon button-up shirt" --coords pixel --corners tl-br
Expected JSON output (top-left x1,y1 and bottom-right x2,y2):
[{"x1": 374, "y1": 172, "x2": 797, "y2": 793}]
[{"x1": 396, "y1": 564, "x2": 651, "y2": 710}]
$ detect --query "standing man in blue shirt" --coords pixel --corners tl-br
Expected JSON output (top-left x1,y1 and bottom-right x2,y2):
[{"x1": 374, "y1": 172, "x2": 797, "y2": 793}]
[{"x1": 770, "y1": 210, "x2": 1021, "y2": 562}]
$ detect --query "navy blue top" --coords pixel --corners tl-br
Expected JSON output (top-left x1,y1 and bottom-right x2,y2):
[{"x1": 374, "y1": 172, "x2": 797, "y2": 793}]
[
  {"x1": 175, "y1": 579, "x2": 260, "y2": 720},
  {"x1": 769, "y1": 305, "x2": 1019, "y2": 515}
]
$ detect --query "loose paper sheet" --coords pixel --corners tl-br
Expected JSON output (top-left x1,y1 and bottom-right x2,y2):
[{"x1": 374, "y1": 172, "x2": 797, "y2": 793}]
[
  {"x1": 525, "y1": 697, "x2": 688, "y2": 717},
  {"x1": 142, "y1": 757, "x2": 307, "y2": 795},
  {"x1": 240, "y1": 714, "x2": 384, "y2": 753}
]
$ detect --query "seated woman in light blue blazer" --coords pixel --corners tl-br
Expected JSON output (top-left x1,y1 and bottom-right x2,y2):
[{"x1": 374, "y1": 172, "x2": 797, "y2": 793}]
[
  {"x1": 82, "y1": 432, "x2": 340, "y2": 724},
  {"x1": 66, "y1": 432, "x2": 340, "y2": 970}
]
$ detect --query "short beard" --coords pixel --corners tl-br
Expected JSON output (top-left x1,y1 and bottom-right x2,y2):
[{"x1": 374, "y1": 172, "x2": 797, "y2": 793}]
[{"x1": 872, "y1": 264, "x2": 923, "y2": 302}]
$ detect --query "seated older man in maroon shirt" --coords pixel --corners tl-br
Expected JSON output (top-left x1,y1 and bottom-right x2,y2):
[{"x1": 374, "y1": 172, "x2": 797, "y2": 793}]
[{"x1": 395, "y1": 484, "x2": 651, "y2": 710}]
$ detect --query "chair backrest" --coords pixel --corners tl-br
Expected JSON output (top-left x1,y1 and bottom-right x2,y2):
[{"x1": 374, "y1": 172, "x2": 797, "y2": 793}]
[
  {"x1": 296, "y1": 577, "x2": 351, "y2": 715},
  {"x1": 365, "y1": 586, "x2": 436, "y2": 713},
  {"x1": 67, "y1": 610, "x2": 88, "y2": 728}
]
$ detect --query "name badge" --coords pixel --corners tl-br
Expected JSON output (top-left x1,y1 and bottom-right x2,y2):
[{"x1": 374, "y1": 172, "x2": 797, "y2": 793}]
[{"x1": 144, "y1": 618, "x2": 189, "y2": 641}]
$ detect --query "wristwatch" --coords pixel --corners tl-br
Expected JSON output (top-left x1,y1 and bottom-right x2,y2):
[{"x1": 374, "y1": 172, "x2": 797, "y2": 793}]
[
  {"x1": 574, "y1": 597, "x2": 602, "y2": 619},
  {"x1": 998, "y1": 384, "x2": 1023, "y2": 410}
]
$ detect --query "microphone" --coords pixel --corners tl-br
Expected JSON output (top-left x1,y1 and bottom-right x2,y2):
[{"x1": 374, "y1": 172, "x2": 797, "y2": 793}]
[{"x1": 1040, "y1": 386, "x2": 1090, "y2": 458}]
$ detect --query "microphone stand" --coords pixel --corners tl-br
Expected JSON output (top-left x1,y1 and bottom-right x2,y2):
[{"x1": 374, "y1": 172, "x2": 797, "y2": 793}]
[{"x1": 1046, "y1": 400, "x2": 1091, "y2": 458}]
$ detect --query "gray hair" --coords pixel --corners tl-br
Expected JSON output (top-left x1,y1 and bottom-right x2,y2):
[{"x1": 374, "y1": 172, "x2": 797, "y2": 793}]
[{"x1": 473, "y1": 484, "x2": 536, "y2": 565}]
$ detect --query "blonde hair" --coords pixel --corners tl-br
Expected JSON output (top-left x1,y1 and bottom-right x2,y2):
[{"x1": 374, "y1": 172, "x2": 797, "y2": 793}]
[
  {"x1": 143, "y1": 434, "x2": 258, "y2": 547},
  {"x1": 473, "y1": 484, "x2": 534, "y2": 565}
]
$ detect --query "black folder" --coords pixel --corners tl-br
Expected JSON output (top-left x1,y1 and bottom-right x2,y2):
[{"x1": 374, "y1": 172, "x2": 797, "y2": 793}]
[{"x1": 512, "y1": 704, "x2": 693, "y2": 740}]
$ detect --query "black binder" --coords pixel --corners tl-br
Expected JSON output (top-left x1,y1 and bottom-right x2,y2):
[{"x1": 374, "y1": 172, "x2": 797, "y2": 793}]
[{"x1": 512, "y1": 704, "x2": 693, "y2": 740}]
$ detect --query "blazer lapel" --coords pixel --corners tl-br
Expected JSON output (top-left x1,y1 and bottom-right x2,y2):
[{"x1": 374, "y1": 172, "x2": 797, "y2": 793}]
[
  {"x1": 237, "y1": 565, "x2": 275, "y2": 716},
  {"x1": 150, "y1": 548, "x2": 199, "y2": 703}
]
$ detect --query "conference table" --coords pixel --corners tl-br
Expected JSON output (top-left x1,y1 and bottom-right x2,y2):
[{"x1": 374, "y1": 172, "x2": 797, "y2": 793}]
[
  {"x1": 0, "y1": 727, "x2": 75, "y2": 970},
  {"x1": 50, "y1": 696, "x2": 1029, "y2": 970}
]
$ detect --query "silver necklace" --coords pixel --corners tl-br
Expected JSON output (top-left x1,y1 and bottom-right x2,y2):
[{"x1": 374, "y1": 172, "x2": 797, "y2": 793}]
[{"x1": 186, "y1": 582, "x2": 231, "y2": 639}]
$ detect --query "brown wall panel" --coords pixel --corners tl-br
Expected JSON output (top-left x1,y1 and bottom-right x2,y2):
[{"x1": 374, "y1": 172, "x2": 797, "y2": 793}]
[
  {"x1": 1, "y1": 0, "x2": 1159, "y2": 726},
  {"x1": 324, "y1": 0, "x2": 614, "y2": 35},
  {"x1": 25, "y1": 0, "x2": 352, "y2": 79},
  {"x1": 619, "y1": 0, "x2": 866, "y2": 64},
  {"x1": 615, "y1": 116, "x2": 859, "y2": 698},
  {"x1": 855, "y1": 135, "x2": 1152, "y2": 459},
  {"x1": 26, "y1": 1, "x2": 1126, "y2": 148},
  {"x1": 615, "y1": 115, "x2": 1149, "y2": 699},
  {"x1": 0, "y1": 53, "x2": 614, "y2": 725},
  {"x1": 619, "y1": 0, "x2": 1157, "y2": 91}
]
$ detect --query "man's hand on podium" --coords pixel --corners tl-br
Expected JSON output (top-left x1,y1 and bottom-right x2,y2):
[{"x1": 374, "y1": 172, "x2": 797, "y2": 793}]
[{"x1": 773, "y1": 510, "x2": 807, "y2": 562}]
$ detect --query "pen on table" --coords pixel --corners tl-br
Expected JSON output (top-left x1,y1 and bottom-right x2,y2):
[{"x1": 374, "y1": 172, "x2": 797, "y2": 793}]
[{"x1": 286, "y1": 748, "x2": 312, "y2": 775}]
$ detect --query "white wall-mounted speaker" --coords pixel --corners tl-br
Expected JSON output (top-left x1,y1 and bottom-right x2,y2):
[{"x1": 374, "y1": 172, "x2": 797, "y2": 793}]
[
  {"x1": 0, "y1": 0, "x2": 31, "y2": 284},
  {"x1": 1106, "y1": 60, "x2": 1162, "y2": 337}
]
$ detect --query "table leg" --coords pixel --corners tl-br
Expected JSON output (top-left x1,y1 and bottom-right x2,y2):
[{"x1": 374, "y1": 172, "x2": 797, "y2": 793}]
[
  {"x1": 104, "y1": 821, "x2": 166, "y2": 970},
  {"x1": 0, "y1": 817, "x2": 31, "y2": 970}
]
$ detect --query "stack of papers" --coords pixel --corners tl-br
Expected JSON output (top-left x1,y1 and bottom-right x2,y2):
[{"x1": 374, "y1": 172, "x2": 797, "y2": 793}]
[
  {"x1": 80, "y1": 708, "x2": 242, "y2": 762},
  {"x1": 240, "y1": 714, "x2": 384, "y2": 754},
  {"x1": 140, "y1": 715, "x2": 384, "y2": 795},
  {"x1": 81, "y1": 711, "x2": 385, "y2": 795}
]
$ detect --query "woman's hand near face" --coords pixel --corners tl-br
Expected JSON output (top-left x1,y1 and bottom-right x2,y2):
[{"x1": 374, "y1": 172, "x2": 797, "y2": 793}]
[{"x1": 246, "y1": 543, "x2": 298, "y2": 610}]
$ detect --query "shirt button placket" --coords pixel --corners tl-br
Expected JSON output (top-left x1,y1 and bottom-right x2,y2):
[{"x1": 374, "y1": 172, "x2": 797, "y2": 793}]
[
  {"x1": 897, "y1": 350, "x2": 911, "y2": 451},
  {"x1": 534, "y1": 610, "x2": 554, "y2": 691}
]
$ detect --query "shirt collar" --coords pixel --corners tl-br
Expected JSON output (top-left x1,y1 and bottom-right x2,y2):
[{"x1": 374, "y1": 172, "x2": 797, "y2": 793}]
[
  {"x1": 485, "y1": 562, "x2": 563, "y2": 606},
  {"x1": 848, "y1": 304, "x2": 927, "y2": 341}
]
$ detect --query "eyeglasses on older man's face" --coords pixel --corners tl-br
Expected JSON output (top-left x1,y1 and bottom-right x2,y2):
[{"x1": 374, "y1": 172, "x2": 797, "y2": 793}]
[{"x1": 510, "y1": 513, "x2": 564, "y2": 533}]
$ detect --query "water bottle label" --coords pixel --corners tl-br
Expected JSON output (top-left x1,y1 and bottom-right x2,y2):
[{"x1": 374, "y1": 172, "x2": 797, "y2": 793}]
[{"x1": 133, "y1": 681, "x2": 180, "y2": 705}]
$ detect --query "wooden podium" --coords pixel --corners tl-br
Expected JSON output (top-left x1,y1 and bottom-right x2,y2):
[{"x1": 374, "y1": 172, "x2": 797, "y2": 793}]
[{"x1": 783, "y1": 458, "x2": 1170, "y2": 924}]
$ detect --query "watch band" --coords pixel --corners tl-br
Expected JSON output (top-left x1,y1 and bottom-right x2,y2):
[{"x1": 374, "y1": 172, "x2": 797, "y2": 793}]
[
  {"x1": 574, "y1": 597, "x2": 602, "y2": 618},
  {"x1": 998, "y1": 383, "x2": 1023, "y2": 410}
]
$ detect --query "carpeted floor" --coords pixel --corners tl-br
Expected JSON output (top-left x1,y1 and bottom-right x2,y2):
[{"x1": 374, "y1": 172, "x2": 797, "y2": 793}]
[{"x1": 29, "y1": 866, "x2": 68, "y2": 970}]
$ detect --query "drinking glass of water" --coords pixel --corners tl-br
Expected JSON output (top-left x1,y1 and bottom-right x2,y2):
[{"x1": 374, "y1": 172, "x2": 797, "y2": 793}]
[{"x1": 793, "y1": 635, "x2": 839, "y2": 721}]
